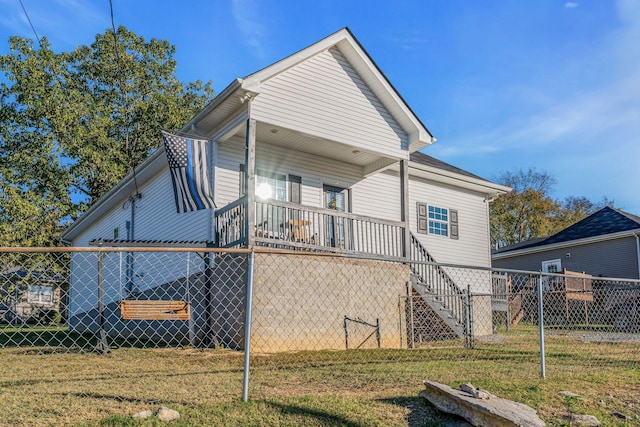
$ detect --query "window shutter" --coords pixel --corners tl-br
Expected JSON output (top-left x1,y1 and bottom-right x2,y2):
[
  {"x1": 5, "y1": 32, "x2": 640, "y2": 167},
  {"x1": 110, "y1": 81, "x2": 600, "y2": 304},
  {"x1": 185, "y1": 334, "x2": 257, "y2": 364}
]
[
  {"x1": 450, "y1": 209, "x2": 459, "y2": 240},
  {"x1": 289, "y1": 175, "x2": 301, "y2": 204},
  {"x1": 416, "y1": 202, "x2": 428, "y2": 234},
  {"x1": 239, "y1": 164, "x2": 245, "y2": 196}
]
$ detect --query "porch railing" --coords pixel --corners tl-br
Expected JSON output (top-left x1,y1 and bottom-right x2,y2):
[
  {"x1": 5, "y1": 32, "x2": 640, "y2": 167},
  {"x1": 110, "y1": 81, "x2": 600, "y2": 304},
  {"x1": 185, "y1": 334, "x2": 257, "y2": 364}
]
[
  {"x1": 409, "y1": 233, "x2": 466, "y2": 329},
  {"x1": 214, "y1": 197, "x2": 405, "y2": 258},
  {"x1": 215, "y1": 195, "x2": 247, "y2": 248},
  {"x1": 254, "y1": 199, "x2": 406, "y2": 259}
]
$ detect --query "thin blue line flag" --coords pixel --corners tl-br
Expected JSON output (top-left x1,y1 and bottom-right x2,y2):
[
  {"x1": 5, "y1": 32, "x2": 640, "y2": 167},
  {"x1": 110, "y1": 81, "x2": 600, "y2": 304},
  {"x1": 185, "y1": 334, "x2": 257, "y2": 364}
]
[{"x1": 162, "y1": 131, "x2": 216, "y2": 213}]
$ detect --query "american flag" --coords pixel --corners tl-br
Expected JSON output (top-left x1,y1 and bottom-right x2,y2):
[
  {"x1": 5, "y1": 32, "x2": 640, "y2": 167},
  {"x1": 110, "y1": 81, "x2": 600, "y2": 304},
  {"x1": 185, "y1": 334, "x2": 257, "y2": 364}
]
[{"x1": 162, "y1": 131, "x2": 216, "y2": 213}]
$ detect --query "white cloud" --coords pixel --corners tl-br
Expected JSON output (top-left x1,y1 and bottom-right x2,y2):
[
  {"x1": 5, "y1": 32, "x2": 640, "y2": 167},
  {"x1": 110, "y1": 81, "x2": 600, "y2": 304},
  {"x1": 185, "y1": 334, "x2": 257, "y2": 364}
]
[
  {"x1": 565, "y1": 2, "x2": 578, "y2": 9},
  {"x1": 231, "y1": 0, "x2": 268, "y2": 59}
]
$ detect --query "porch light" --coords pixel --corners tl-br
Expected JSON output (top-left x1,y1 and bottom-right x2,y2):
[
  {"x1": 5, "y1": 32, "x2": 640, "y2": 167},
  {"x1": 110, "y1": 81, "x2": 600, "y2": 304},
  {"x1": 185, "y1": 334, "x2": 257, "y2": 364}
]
[{"x1": 256, "y1": 183, "x2": 273, "y2": 199}]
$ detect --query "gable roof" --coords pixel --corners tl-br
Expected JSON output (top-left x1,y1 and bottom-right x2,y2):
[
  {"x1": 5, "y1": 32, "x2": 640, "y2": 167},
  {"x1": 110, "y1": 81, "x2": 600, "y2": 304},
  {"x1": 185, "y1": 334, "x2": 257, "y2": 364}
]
[
  {"x1": 493, "y1": 206, "x2": 640, "y2": 257},
  {"x1": 238, "y1": 27, "x2": 434, "y2": 151}
]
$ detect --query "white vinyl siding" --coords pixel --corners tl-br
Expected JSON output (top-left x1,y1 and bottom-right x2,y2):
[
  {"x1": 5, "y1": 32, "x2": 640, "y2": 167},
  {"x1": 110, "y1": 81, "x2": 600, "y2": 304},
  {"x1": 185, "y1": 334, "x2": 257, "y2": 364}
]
[
  {"x1": 251, "y1": 47, "x2": 408, "y2": 158},
  {"x1": 68, "y1": 146, "x2": 216, "y2": 319},
  {"x1": 409, "y1": 175, "x2": 491, "y2": 267},
  {"x1": 217, "y1": 138, "x2": 403, "y2": 222}
]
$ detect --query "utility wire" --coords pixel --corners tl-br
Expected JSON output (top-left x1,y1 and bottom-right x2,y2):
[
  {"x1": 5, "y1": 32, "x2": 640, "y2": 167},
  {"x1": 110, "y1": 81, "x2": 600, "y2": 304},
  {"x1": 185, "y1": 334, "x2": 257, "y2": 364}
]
[{"x1": 19, "y1": 0, "x2": 41, "y2": 46}]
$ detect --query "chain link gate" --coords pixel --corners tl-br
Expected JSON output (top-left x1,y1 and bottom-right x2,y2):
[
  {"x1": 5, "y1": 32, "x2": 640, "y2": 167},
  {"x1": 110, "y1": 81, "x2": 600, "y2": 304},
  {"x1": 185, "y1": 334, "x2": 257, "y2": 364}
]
[{"x1": 343, "y1": 315, "x2": 380, "y2": 349}]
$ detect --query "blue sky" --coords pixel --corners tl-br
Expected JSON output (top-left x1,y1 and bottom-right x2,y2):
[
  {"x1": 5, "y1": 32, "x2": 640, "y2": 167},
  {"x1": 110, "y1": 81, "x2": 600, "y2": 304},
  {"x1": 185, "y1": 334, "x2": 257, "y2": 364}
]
[{"x1": 1, "y1": 0, "x2": 639, "y2": 212}]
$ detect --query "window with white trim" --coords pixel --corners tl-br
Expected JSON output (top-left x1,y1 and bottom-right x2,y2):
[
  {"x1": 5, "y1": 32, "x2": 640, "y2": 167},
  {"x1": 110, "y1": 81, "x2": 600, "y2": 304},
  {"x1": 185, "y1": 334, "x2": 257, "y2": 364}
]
[
  {"x1": 428, "y1": 205, "x2": 449, "y2": 236},
  {"x1": 416, "y1": 202, "x2": 459, "y2": 239},
  {"x1": 256, "y1": 170, "x2": 287, "y2": 201},
  {"x1": 28, "y1": 285, "x2": 53, "y2": 304}
]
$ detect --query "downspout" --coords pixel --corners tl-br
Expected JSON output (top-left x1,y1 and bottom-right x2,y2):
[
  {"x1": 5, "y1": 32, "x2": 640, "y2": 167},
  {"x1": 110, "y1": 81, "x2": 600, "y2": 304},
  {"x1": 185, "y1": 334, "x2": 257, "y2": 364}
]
[
  {"x1": 635, "y1": 231, "x2": 640, "y2": 280},
  {"x1": 484, "y1": 193, "x2": 498, "y2": 267}
]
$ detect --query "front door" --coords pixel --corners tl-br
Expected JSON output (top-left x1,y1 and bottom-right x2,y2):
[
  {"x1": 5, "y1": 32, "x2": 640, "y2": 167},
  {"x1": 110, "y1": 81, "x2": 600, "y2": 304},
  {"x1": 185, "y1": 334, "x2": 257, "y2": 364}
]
[{"x1": 324, "y1": 185, "x2": 348, "y2": 248}]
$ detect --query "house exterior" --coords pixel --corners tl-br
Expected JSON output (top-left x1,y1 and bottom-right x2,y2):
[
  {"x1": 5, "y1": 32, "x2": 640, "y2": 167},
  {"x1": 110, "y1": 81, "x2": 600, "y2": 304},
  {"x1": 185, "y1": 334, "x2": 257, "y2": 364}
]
[
  {"x1": 0, "y1": 267, "x2": 66, "y2": 324},
  {"x1": 492, "y1": 206, "x2": 640, "y2": 279},
  {"x1": 60, "y1": 28, "x2": 509, "y2": 350}
]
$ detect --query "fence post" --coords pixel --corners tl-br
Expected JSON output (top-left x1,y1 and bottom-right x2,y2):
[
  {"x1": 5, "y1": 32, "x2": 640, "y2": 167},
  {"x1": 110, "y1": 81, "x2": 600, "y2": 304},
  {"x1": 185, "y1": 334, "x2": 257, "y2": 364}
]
[
  {"x1": 408, "y1": 285, "x2": 415, "y2": 349},
  {"x1": 536, "y1": 274, "x2": 546, "y2": 379},
  {"x1": 96, "y1": 249, "x2": 109, "y2": 354},
  {"x1": 467, "y1": 285, "x2": 474, "y2": 349},
  {"x1": 242, "y1": 250, "x2": 255, "y2": 402}
]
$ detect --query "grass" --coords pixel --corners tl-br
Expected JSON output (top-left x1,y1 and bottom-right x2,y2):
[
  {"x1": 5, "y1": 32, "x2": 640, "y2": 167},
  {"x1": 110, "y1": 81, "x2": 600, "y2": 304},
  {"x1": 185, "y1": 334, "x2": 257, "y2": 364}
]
[{"x1": 0, "y1": 325, "x2": 639, "y2": 426}]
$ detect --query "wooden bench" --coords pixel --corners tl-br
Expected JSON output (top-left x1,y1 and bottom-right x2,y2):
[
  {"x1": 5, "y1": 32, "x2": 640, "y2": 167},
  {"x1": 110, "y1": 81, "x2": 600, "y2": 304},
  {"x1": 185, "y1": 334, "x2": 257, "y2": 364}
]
[{"x1": 119, "y1": 300, "x2": 191, "y2": 321}]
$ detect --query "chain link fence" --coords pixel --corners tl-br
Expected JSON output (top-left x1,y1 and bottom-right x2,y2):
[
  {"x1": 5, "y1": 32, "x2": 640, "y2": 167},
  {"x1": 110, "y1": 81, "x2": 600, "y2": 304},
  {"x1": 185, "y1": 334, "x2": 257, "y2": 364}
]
[{"x1": 1, "y1": 247, "x2": 639, "y2": 425}]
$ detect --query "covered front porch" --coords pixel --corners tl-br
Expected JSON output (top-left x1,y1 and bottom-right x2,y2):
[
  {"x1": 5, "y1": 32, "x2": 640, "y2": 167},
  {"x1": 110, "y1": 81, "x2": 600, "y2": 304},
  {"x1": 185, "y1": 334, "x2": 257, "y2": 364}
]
[{"x1": 215, "y1": 195, "x2": 406, "y2": 260}]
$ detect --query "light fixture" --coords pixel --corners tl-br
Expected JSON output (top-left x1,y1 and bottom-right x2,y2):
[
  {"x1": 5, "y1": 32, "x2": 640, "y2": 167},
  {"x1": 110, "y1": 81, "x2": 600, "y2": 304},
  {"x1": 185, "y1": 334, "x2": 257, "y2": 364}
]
[
  {"x1": 352, "y1": 150, "x2": 361, "y2": 154},
  {"x1": 270, "y1": 128, "x2": 279, "y2": 134}
]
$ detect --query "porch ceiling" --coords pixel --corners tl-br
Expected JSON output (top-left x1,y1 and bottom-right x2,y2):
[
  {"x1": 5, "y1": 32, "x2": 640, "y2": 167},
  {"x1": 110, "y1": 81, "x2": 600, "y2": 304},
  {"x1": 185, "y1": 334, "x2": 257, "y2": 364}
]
[{"x1": 235, "y1": 122, "x2": 397, "y2": 167}]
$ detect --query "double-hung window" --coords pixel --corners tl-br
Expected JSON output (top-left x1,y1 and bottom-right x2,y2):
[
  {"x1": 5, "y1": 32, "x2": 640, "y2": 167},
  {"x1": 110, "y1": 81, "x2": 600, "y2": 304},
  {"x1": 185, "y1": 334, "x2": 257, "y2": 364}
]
[
  {"x1": 428, "y1": 205, "x2": 449, "y2": 236},
  {"x1": 417, "y1": 202, "x2": 459, "y2": 239},
  {"x1": 256, "y1": 170, "x2": 287, "y2": 201}
]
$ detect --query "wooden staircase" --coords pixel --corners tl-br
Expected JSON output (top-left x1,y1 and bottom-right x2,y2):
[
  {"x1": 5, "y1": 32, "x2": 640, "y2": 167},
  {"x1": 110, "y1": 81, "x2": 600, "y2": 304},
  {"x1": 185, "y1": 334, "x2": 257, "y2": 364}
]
[{"x1": 409, "y1": 233, "x2": 468, "y2": 340}]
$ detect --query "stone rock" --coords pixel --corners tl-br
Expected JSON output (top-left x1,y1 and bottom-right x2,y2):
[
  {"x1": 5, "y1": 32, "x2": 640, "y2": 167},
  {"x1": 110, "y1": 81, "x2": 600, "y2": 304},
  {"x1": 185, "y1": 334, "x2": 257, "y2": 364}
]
[
  {"x1": 421, "y1": 381, "x2": 545, "y2": 427},
  {"x1": 460, "y1": 383, "x2": 495, "y2": 400},
  {"x1": 570, "y1": 414, "x2": 600, "y2": 426},
  {"x1": 156, "y1": 406, "x2": 180, "y2": 422},
  {"x1": 132, "y1": 410, "x2": 153, "y2": 419}
]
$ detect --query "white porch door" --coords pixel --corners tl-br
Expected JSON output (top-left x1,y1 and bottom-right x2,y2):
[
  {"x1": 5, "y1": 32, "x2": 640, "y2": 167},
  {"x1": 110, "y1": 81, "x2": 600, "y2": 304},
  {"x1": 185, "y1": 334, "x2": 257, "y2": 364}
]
[{"x1": 324, "y1": 185, "x2": 348, "y2": 248}]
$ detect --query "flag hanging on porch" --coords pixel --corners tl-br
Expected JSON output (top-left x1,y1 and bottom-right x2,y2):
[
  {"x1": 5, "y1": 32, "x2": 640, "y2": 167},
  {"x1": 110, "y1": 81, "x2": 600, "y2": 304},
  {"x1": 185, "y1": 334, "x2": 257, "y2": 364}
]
[{"x1": 162, "y1": 131, "x2": 216, "y2": 213}]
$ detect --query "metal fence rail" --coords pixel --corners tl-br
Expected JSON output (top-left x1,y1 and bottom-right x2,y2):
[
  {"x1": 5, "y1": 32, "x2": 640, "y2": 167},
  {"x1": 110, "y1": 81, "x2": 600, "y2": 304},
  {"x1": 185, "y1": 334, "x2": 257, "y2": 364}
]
[{"x1": 1, "y1": 246, "x2": 639, "y2": 425}]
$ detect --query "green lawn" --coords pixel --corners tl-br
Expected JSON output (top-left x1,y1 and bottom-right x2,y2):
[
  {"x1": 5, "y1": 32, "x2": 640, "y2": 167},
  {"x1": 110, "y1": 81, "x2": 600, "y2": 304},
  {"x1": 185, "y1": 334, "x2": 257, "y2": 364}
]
[{"x1": 0, "y1": 327, "x2": 639, "y2": 426}]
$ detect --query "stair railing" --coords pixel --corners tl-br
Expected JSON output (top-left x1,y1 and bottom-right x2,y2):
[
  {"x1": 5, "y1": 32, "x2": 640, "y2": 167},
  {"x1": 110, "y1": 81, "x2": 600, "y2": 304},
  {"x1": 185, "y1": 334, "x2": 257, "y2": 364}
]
[{"x1": 409, "y1": 233, "x2": 466, "y2": 329}]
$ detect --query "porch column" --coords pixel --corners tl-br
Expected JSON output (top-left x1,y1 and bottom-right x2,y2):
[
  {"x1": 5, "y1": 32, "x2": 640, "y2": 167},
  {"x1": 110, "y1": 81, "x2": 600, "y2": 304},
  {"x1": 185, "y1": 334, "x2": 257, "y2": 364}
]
[
  {"x1": 400, "y1": 159, "x2": 410, "y2": 259},
  {"x1": 245, "y1": 118, "x2": 257, "y2": 246}
]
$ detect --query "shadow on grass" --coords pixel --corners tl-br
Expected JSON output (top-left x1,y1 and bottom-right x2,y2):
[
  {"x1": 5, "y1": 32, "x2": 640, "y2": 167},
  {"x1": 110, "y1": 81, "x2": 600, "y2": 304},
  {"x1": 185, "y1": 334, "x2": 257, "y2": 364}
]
[
  {"x1": 262, "y1": 400, "x2": 368, "y2": 427},
  {"x1": 378, "y1": 396, "x2": 471, "y2": 427}
]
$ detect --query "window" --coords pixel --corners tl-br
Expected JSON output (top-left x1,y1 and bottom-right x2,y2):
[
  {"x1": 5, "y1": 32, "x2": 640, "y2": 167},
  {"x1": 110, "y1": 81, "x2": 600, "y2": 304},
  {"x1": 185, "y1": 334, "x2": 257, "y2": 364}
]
[
  {"x1": 28, "y1": 285, "x2": 53, "y2": 304},
  {"x1": 240, "y1": 166, "x2": 302, "y2": 203},
  {"x1": 428, "y1": 205, "x2": 448, "y2": 236},
  {"x1": 289, "y1": 175, "x2": 301, "y2": 204},
  {"x1": 256, "y1": 170, "x2": 287, "y2": 201},
  {"x1": 416, "y1": 202, "x2": 459, "y2": 239},
  {"x1": 113, "y1": 227, "x2": 119, "y2": 240},
  {"x1": 542, "y1": 259, "x2": 561, "y2": 274}
]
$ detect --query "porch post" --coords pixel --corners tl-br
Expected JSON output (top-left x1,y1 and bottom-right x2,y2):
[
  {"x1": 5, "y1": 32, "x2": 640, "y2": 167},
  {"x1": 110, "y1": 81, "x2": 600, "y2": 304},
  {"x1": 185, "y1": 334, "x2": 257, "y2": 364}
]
[
  {"x1": 245, "y1": 117, "x2": 257, "y2": 247},
  {"x1": 400, "y1": 159, "x2": 410, "y2": 259}
]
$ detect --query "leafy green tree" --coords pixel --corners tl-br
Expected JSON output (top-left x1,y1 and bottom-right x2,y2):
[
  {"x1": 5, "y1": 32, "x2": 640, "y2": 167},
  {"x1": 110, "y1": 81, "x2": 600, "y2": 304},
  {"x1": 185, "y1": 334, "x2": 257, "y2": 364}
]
[
  {"x1": 0, "y1": 27, "x2": 214, "y2": 246},
  {"x1": 490, "y1": 169, "x2": 609, "y2": 249}
]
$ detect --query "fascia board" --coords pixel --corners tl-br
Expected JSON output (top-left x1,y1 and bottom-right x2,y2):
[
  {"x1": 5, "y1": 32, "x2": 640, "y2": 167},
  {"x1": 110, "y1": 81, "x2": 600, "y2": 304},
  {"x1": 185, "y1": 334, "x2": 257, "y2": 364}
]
[
  {"x1": 336, "y1": 36, "x2": 433, "y2": 147},
  {"x1": 242, "y1": 28, "x2": 433, "y2": 149},
  {"x1": 184, "y1": 79, "x2": 243, "y2": 132},
  {"x1": 491, "y1": 229, "x2": 640, "y2": 260},
  {"x1": 241, "y1": 30, "x2": 349, "y2": 89}
]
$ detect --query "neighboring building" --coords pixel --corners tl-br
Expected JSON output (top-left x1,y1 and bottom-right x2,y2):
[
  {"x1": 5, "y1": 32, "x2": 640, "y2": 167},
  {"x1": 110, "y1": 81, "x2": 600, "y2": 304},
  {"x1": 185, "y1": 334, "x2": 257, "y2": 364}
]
[
  {"x1": 0, "y1": 267, "x2": 66, "y2": 324},
  {"x1": 60, "y1": 28, "x2": 509, "y2": 350},
  {"x1": 492, "y1": 206, "x2": 640, "y2": 279}
]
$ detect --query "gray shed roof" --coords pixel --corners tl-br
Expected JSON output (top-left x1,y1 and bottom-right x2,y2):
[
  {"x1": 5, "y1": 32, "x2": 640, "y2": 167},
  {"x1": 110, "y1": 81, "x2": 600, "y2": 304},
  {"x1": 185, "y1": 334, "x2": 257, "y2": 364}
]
[{"x1": 494, "y1": 206, "x2": 640, "y2": 254}]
